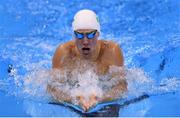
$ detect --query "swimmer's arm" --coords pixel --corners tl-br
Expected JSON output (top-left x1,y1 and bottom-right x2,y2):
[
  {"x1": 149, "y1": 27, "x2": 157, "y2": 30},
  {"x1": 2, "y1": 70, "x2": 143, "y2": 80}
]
[
  {"x1": 48, "y1": 45, "x2": 72, "y2": 103},
  {"x1": 114, "y1": 43, "x2": 124, "y2": 66},
  {"x1": 47, "y1": 69, "x2": 72, "y2": 103},
  {"x1": 100, "y1": 79, "x2": 127, "y2": 102},
  {"x1": 52, "y1": 44, "x2": 68, "y2": 68},
  {"x1": 47, "y1": 69, "x2": 73, "y2": 103},
  {"x1": 47, "y1": 84, "x2": 71, "y2": 103},
  {"x1": 99, "y1": 44, "x2": 127, "y2": 102}
]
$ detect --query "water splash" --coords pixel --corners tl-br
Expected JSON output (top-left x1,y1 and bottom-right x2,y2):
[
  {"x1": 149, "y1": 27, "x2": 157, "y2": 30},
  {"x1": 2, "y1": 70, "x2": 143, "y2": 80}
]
[
  {"x1": 125, "y1": 68, "x2": 154, "y2": 97},
  {"x1": 1, "y1": 63, "x2": 180, "y2": 105},
  {"x1": 1, "y1": 60, "x2": 180, "y2": 117},
  {"x1": 22, "y1": 69, "x2": 51, "y2": 101}
]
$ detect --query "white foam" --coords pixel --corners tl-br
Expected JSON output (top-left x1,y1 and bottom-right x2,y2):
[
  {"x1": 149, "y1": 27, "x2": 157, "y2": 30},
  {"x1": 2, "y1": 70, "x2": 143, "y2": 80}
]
[
  {"x1": 125, "y1": 68, "x2": 154, "y2": 97},
  {"x1": 22, "y1": 69, "x2": 50, "y2": 101},
  {"x1": 48, "y1": 63, "x2": 103, "y2": 105},
  {"x1": 1, "y1": 58, "x2": 180, "y2": 111}
]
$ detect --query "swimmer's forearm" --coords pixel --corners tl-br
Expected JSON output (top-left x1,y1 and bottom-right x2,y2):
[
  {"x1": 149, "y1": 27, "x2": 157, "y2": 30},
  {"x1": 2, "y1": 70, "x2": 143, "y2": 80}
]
[
  {"x1": 100, "y1": 80, "x2": 127, "y2": 102},
  {"x1": 47, "y1": 84, "x2": 71, "y2": 103}
]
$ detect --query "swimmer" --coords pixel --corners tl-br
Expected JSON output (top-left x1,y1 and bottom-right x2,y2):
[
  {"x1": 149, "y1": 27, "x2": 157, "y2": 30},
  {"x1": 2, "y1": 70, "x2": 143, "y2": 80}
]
[{"x1": 47, "y1": 9, "x2": 127, "y2": 112}]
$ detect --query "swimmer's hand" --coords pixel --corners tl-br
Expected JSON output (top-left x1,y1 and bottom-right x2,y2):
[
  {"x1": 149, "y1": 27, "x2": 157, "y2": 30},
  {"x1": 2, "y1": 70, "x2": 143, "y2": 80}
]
[{"x1": 76, "y1": 94, "x2": 98, "y2": 112}]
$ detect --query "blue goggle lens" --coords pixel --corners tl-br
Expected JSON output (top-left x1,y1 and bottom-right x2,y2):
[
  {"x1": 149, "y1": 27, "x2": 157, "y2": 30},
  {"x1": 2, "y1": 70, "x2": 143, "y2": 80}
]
[
  {"x1": 87, "y1": 31, "x2": 96, "y2": 39},
  {"x1": 74, "y1": 30, "x2": 97, "y2": 40},
  {"x1": 75, "y1": 32, "x2": 84, "y2": 39}
]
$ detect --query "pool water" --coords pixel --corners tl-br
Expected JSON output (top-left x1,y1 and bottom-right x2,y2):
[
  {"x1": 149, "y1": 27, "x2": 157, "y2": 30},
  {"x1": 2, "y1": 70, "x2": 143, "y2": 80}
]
[{"x1": 0, "y1": 0, "x2": 180, "y2": 117}]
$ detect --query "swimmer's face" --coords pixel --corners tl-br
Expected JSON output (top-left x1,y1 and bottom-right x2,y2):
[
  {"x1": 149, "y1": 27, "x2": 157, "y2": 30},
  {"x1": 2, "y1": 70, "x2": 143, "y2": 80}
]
[{"x1": 74, "y1": 29, "x2": 99, "y2": 58}]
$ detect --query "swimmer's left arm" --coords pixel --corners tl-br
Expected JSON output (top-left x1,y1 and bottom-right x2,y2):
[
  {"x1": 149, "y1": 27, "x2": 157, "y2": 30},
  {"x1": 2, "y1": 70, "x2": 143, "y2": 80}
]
[
  {"x1": 99, "y1": 44, "x2": 127, "y2": 102},
  {"x1": 114, "y1": 43, "x2": 124, "y2": 66},
  {"x1": 100, "y1": 79, "x2": 127, "y2": 102}
]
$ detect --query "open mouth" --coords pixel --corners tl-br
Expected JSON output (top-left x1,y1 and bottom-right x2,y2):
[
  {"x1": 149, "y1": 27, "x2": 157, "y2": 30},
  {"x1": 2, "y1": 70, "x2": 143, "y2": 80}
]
[
  {"x1": 82, "y1": 47, "x2": 90, "y2": 51},
  {"x1": 82, "y1": 47, "x2": 90, "y2": 55}
]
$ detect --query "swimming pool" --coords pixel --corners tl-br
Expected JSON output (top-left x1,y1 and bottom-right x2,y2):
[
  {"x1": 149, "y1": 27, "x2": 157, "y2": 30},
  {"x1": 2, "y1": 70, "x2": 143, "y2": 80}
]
[{"x1": 0, "y1": 0, "x2": 180, "y2": 116}]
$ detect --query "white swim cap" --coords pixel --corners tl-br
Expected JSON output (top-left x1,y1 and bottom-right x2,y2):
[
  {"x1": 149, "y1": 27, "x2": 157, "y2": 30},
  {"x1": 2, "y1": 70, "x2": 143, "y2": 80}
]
[{"x1": 72, "y1": 9, "x2": 100, "y2": 32}]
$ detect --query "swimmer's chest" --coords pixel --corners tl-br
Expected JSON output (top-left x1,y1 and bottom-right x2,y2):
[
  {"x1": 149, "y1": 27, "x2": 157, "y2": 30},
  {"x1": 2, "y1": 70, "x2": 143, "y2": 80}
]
[
  {"x1": 62, "y1": 42, "x2": 116, "y2": 74},
  {"x1": 62, "y1": 56, "x2": 114, "y2": 75}
]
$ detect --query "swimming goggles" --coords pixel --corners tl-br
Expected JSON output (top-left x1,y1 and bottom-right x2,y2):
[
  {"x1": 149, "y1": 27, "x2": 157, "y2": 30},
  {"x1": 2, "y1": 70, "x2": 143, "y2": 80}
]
[{"x1": 74, "y1": 30, "x2": 97, "y2": 40}]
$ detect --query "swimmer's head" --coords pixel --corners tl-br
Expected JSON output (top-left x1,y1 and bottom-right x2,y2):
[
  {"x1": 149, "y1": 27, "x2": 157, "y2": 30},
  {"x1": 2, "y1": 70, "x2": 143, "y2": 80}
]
[
  {"x1": 72, "y1": 9, "x2": 100, "y2": 59},
  {"x1": 72, "y1": 9, "x2": 100, "y2": 32}
]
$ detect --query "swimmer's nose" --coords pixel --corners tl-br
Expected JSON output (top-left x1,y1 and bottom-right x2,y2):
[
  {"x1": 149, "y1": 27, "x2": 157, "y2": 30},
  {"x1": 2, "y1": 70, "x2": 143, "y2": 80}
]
[{"x1": 82, "y1": 38, "x2": 89, "y2": 46}]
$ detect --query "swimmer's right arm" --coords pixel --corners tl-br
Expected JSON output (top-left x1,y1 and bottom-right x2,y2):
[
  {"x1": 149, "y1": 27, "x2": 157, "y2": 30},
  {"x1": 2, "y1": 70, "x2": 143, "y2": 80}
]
[
  {"x1": 47, "y1": 84, "x2": 71, "y2": 103},
  {"x1": 47, "y1": 45, "x2": 72, "y2": 103},
  {"x1": 52, "y1": 45, "x2": 67, "y2": 68}
]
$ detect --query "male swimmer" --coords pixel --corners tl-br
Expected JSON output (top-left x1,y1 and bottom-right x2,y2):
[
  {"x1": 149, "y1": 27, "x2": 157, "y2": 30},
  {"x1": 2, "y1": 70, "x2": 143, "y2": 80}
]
[{"x1": 47, "y1": 9, "x2": 127, "y2": 112}]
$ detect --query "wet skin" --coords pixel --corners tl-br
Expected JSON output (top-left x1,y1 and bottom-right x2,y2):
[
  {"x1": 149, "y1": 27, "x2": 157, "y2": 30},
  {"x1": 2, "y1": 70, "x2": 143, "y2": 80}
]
[
  {"x1": 75, "y1": 29, "x2": 100, "y2": 60},
  {"x1": 48, "y1": 29, "x2": 127, "y2": 111}
]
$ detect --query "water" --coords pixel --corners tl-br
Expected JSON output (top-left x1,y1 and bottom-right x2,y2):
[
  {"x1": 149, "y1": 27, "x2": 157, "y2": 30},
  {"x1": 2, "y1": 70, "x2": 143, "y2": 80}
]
[{"x1": 0, "y1": 0, "x2": 180, "y2": 116}]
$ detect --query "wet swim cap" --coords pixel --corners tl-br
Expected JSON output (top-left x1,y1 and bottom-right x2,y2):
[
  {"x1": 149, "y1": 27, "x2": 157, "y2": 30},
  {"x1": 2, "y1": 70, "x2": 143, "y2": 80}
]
[{"x1": 72, "y1": 9, "x2": 100, "y2": 32}]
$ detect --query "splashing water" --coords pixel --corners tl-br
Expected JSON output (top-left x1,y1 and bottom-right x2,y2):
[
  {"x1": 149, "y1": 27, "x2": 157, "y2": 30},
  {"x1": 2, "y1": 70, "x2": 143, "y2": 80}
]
[
  {"x1": 22, "y1": 69, "x2": 51, "y2": 101},
  {"x1": 0, "y1": 57, "x2": 180, "y2": 117},
  {"x1": 126, "y1": 68, "x2": 154, "y2": 97},
  {"x1": 1, "y1": 60, "x2": 179, "y2": 109}
]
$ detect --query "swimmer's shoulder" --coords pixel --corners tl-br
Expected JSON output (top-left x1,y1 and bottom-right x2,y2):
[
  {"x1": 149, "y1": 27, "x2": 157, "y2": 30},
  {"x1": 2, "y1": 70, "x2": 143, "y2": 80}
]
[
  {"x1": 98, "y1": 39, "x2": 121, "y2": 50},
  {"x1": 55, "y1": 40, "x2": 76, "y2": 54},
  {"x1": 53, "y1": 40, "x2": 76, "y2": 68},
  {"x1": 99, "y1": 40, "x2": 124, "y2": 66}
]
